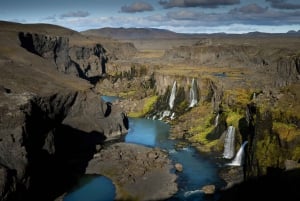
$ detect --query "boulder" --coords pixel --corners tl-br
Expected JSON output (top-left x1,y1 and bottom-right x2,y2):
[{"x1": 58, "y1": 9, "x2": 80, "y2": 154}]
[
  {"x1": 201, "y1": 184, "x2": 216, "y2": 195},
  {"x1": 175, "y1": 163, "x2": 183, "y2": 172}
]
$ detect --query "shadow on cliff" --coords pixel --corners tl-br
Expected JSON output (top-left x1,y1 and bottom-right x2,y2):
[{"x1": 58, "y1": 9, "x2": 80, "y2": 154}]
[
  {"x1": 27, "y1": 125, "x2": 106, "y2": 201},
  {"x1": 218, "y1": 168, "x2": 300, "y2": 201}
]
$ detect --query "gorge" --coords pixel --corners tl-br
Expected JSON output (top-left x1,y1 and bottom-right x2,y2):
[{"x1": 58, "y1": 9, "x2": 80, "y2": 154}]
[{"x1": 0, "y1": 21, "x2": 300, "y2": 201}]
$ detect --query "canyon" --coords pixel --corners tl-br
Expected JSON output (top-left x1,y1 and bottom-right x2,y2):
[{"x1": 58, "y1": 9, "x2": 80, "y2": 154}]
[{"x1": 0, "y1": 21, "x2": 300, "y2": 201}]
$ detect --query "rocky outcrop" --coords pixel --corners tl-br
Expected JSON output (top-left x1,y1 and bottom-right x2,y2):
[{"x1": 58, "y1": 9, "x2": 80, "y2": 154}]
[
  {"x1": 102, "y1": 41, "x2": 137, "y2": 61},
  {"x1": 274, "y1": 55, "x2": 300, "y2": 87},
  {"x1": 163, "y1": 44, "x2": 256, "y2": 67},
  {"x1": 0, "y1": 22, "x2": 132, "y2": 201},
  {"x1": 18, "y1": 32, "x2": 110, "y2": 83},
  {"x1": 69, "y1": 44, "x2": 107, "y2": 81},
  {"x1": 244, "y1": 107, "x2": 300, "y2": 177},
  {"x1": 0, "y1": 89, "x2": 128, "y2": 200},
  {"x1": 18, "y1": 32, "x2": 75, "y2": 74},
  {"x1": 86, "y1": 143, "x2": 178, "y2": 201}
]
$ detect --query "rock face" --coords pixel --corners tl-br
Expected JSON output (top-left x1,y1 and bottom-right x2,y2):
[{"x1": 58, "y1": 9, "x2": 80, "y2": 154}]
[
  {"x1": 69, "y1": 44, "x2": 107, "y2": 81},
  {"x1": 18, "y1": 32, "x2": 74, "y2": 73},
  {"x1": 0, "y1": 22, "x2": 129, "y2": 201},
  {"x1": 0, "y1": 90, "x2": 128, "y2": 200},
  {"x1": 18, "y1": 32, "x2": 109, "y2": 82},
  {"x1": 163, "y1": 43, "x2": 300, "y2": 88},
  {"x1": 86, "y1": 143, "x2": 178, "y2": 201},
  {"x1": 275, "y1": 56, "x2": 300, "y2": 87}
]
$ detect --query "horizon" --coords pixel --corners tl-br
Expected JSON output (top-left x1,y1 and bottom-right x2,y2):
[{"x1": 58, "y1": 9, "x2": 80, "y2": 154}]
[
  {"x1": 1, "y1": 0, "x2": 300, "y2": 34},
  {"x1": 3, "y1": 20, "x2": 299, "y2": 35}
]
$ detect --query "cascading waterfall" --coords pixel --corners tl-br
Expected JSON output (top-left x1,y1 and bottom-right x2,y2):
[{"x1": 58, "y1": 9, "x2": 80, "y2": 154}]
[
  {"x1": 227, "y1": 141, "x2": 248, "y2": 166},
  {"x1": 189, "y1": 78, "x2": 198, "y2": 107},
  {"x1": 223, "y1": 126, "x2": 235, "y2": 159},
  {"x1": 214, "y1": 113, "x2": 220, "y2": 127},
  {"x1": 169, "y1": 81, "x2": 177, "y2": 110}
]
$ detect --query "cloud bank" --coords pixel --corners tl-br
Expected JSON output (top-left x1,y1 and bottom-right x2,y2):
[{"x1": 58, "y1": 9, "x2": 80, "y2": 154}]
[
  {"x1": 60, "y1": 11, "x2": 90, "y2": 19},
  {"x1": 120, "y1": 1, "x2": 154, "y2": 13},
  {"x1": 159, "y1": 0, "x2": 240, "y2": 8},
  {"x1": 266, "y1": 0, "x2": 300, "y2": 10}
]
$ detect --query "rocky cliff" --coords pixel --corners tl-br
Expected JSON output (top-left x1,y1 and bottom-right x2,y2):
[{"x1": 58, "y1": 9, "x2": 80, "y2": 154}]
[
  {"x1": 163, "y1": 42, "x2": 300, "y2": 87},
  {"x1": 0, "y1": 21, "x2": 128, "y2": 201},
  {"x1": 18, "y1": 32, "x2": 108, "y2": 83}
]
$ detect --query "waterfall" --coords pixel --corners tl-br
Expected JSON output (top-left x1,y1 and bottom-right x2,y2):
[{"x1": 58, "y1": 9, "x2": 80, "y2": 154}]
[
  {"x1": 228, "y1": 141, "x2": 248, "y2": 166},
  {"x1": 223, "y1": 126, "x2": 235, "y2": 159},
  {"x1": 169, "y1": 81, "x2": 177, "y2": 110},
  {"x1": 189, "y1": 78, "x2": 198, "y2": 107},
  {"x1": 214, "y1": 113, "x2": 220, "y2": 127}
]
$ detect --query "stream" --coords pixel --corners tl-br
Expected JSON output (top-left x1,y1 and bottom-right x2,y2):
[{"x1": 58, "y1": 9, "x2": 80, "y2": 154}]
[{"x1": 63, "y1": 96, "x2": 224, "y2": 201}]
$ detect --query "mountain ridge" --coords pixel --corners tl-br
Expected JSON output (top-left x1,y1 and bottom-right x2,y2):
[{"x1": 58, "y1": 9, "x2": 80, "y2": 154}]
[{"x1": 81, "y1": 27, "x2": 300, "y2": 40}]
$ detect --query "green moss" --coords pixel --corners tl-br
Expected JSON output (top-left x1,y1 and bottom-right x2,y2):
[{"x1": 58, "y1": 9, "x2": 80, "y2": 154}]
[
  {"x1": 175, "y1": 100, "x2": 189, "y2": 115},
  {"x1": 224, "y1": 88, "x2": 253, "y2": 108},
  {"x1": 188, "y1": 107, "x2": 219, "y2": 151},
  {"x1": 225, "y1": 109, "x2": 243, "y2": 128},
  {"x1": 190, "y1": 125, "x2": 215, "y2": 144},
  {"x1": 129, "y1": 95, "x2": 158, "y2": 118},
  {"x1": 255, "y1": 134, "x2": 285, "y2": 173},
  {"x1": 119, "y1": 90, "x2": 137, "y2": 98},
  {"x1": 273, "y1": 122, "x2": 300, "y2": 142},
  {"x1": 291, "y1": 147, "x2": 300, "y2": 161}
]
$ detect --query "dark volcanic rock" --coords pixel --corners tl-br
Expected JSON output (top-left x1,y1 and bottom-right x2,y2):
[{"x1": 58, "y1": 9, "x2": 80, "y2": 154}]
[
  {"x1": 0, "y1": 89, "x2": 128, "y2": 200},
  {"x1": 19, "y1": 32, "x2": 74, "y2": 73},
  {"x1": 86, "y1": 143, "x2": 178, "y2": 201},
  {"x1": 69, "y1": 44, "x2": 107, "y2": 81},
  {"x1": 18, "y1": 32, "x2": 109, "y2": 82},
  {"x1": 0, "y1": 22, "x2": 131, "y2": 201}
]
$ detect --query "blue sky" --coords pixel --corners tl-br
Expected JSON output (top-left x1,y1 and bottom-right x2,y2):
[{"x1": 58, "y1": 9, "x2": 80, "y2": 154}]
[{"x1": 1, "y1": 0, "x2": 300, "y2": 33}]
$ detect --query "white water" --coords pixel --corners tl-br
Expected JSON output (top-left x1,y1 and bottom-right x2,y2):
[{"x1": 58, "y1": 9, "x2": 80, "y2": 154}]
[
  {"x1": 184, "y1": 189, "x2": 203, "y2": 197},
  {"x1": 223, "y1": 126, "x2": 235, "y2": 159},
  {"x1": 169, "y1": 81, "x2": 177, "y2": 110},
  {"x1": 214, "y1": 113, "x2": 220, "y2": 127},
  {"x1": 158, "y1": 110, "x2": 171, "y2": 120},
  {"x1": 228, "y1": 141, "x2": 248, "y2": 166},
  {"x1": 189, "y1": 78, "x2": 198, "y2": 108}
]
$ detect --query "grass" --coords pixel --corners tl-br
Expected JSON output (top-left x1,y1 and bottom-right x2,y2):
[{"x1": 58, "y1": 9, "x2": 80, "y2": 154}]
[
  {"x1": 128, "y1": 95, "x2": 158, "y2": 118},
  {"x1": 186, "y1": 103, "x2": 220, "y2": 152},
  {"x1": 223, "y1": 88, "x2": 253, "y2": 108},
  {"x1": 225, "y1": 109, "x2": 244, "y2": 128},
  {"x1": 119, "y1": 90, "x2": 137, "y2": 99},
  {"x1": 134, "y1": 50, "x2": 165, "y2": 59}
]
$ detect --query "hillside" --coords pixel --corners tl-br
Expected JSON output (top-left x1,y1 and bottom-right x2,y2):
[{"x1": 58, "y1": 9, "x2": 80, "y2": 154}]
[{"x1": 0, "y1": 21, "x2": 129, "y2": 200}]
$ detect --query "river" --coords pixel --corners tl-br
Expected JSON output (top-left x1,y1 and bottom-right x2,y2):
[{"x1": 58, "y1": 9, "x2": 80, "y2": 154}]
[{"x1": 63, "y1": 96, "x2": 224, "y2": 201}]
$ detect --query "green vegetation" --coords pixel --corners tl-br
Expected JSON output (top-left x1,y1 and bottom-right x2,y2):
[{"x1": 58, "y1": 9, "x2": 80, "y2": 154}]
[
  {"x1": 223, "y1": 88, "x2": 253, "y2": 108},
  {"x1": 273, "y1": 122, "x2": 300, "y2": 142},
  {"x1": 272, "y1": 122, "x2": 300, "y2": 161},
  {"x1": 225, "y1": 109, "x2": 244, "y2": 128},
  {"x1": 255, "y1": 134, "x2": 285, "y2": 173},
  {"x1": 188, "y1": 104, "x2": 220, "y2": 152},
  {"x1": 119, "y1": 90, "x2": 137, "y2": 98},
  {"x1": 291, "y1": 147, "x2": 300, "y2": 161},
  {"x1": 128, "y1": 95, "x2": 158, "y2": 118}
]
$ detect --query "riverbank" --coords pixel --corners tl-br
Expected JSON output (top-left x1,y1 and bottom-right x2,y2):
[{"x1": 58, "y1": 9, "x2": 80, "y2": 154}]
[{"x1": 85, "y1": 143, "x2": 178, "y2": 201}]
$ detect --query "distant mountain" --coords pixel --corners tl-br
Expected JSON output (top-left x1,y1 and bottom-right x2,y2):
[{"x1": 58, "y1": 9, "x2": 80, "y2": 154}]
[
  {"x1": 287, "y1": 30, "x2": 300, "y2": 35},
  {"x1": 82, "y1": 27, "x2": 300, "y2": 40},
  {"x1": 81, "y1": 27, "x2": 190, "y2": 40}
]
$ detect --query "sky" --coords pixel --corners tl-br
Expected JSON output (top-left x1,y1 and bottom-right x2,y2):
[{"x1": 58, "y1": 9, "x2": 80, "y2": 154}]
[{"x1": 1, "y1": 0, "x2": 300, "y2": 33}]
